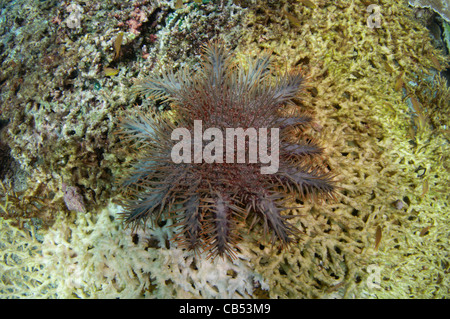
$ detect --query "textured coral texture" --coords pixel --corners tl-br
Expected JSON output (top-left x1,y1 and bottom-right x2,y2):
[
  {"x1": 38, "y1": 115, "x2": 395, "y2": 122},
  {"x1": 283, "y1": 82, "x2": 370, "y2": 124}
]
[{"x1": 0, "y1": 0, "x2": 449, "y2": 298}]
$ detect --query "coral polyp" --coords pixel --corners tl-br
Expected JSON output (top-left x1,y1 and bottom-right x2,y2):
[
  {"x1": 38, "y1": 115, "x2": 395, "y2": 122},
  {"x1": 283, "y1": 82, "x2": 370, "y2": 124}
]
[{"x1": 119, "y1": 42, "x2": 335, "y2": 259}]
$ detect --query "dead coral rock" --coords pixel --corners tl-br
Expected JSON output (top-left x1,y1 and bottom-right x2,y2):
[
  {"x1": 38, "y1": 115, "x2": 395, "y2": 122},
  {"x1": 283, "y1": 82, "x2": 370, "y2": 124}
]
[{"x1": 409, "y1": 0, "x2": 450, "y2": 23}]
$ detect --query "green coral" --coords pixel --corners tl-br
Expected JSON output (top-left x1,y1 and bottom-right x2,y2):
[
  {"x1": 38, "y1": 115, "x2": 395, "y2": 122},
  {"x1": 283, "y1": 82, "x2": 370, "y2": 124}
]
[{"x1": 1, "y1": 0, "x2": 449, "y2": 298}]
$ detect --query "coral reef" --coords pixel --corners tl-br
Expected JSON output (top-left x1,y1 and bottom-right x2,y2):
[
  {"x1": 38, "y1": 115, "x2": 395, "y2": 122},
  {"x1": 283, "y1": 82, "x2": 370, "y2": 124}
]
[
  {"x1": 0, "y1": 0, "x2": 246, "y2": 213},
  {"x1": 237, "y1": 0, "x2": 449, "y2": 298},
  {"x1": 0, "y1": 0, "x2": 449, "y2": 298},
  {"x1": 0, "y1": 201, "x2": 268, "y2": 298}
]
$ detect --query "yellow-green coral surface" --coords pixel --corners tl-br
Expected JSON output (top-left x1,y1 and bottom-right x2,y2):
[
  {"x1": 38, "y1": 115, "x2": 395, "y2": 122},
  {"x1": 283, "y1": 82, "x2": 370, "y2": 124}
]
[{"x1": 1, "y1": 0, "x2": 448, "y2": 298}]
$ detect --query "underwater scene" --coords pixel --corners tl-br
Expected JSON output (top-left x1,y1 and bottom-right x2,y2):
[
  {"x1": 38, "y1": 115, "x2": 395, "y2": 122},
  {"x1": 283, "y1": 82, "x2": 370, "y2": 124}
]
[{"x1": 0, "y1": 0, "x2": 449, "y2": 299}]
